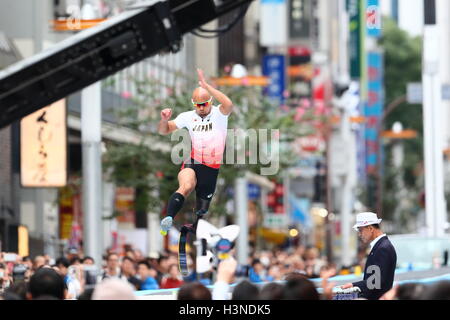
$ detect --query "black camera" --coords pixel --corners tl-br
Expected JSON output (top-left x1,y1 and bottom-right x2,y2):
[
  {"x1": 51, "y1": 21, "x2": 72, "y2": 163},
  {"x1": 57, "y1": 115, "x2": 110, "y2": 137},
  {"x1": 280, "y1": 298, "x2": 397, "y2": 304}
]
[
  {"x1": 12, "y1": 264, "x2": 28, "y2": 282},
  {"x1": 83, "y1": 265, "x2": 99, "y2": 289},
  {"x1": 234, "y1": 264, "x2": 250, "y2": 278}
]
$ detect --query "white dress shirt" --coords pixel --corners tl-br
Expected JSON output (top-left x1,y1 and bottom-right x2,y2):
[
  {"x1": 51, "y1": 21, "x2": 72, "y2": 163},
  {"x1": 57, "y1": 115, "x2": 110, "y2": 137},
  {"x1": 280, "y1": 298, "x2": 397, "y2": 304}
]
[{"x1": 370, "y1": 233, "x2": 387, "y2": 251}]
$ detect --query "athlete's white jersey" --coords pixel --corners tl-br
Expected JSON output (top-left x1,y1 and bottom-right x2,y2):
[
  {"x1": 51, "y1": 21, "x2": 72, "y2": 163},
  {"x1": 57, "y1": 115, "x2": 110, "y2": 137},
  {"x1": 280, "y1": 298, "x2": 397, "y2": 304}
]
[{"x1": 173, "y1": 105, "x2": 229, "y2": 169}]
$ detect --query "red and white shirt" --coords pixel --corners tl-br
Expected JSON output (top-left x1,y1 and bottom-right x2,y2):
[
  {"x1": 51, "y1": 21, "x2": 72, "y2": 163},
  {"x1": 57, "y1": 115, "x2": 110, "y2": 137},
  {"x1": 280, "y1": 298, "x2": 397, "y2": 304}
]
[{"x1": 173, "y1": 106, "x2": 229, "y2": 169}]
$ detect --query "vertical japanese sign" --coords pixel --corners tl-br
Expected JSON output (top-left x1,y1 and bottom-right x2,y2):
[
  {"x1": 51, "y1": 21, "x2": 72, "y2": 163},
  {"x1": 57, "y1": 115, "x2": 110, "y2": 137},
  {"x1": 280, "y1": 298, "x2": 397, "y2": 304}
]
[
  {"x1": 248, "y1": 183, "x2": 261, "y2": 200},
  {"x1": 58, "y1": 181, "x2": 82, "y2": 241},
  {"x1": 263, "y1": 54, "x2": 286, "y2": 104},
  {"x1": 18, "y1": 225, "x2": 29, "y2": 257},
  {"x1": 115, "y1": 187, "x2": 136, "y2": 225},
  {"x1": 59, "y1": 186, "x2": 74, "y2": 240},
  {"x1": 365, "y1": 51, "x2": 384, "y2": 174},
  {"x1": 366, "y1": 0, "x2": 381, "y2": 38},
  {"x1": 288, "y1": 46, "x2": 313, "y2": 107},
  {"x1": 260, "y1": 0, "x2": 287, "y2": 47},
  {"x1": 310, "y1": 0, "x2": 320, "y2": 50},
  {"x1": 21, "y1": 99, "x2": 67, "y2": 187},
  {"x1": 289, "y1": 0, "x2": 312, "y2": 40},
  {"x1": 348, "y1": 0, "x2": 361, "y2": 79}
]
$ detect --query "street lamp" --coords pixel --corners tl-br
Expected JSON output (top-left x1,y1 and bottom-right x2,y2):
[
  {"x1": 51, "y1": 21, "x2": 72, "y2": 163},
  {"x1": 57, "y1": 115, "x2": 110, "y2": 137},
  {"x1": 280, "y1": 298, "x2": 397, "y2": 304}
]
[{"x1": 422, "y1": 0, "x2": 447, "y2": 236}]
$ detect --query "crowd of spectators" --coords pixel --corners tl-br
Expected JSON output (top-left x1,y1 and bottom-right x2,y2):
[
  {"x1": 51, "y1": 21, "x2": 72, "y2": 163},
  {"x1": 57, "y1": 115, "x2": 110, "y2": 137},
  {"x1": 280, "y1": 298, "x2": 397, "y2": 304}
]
[
  {"x1": 1, "y1": 244, "x2": 449, "y2": 300},
  {"x1": 0, "y1": 244, "x2": 334, "y2": 299}
]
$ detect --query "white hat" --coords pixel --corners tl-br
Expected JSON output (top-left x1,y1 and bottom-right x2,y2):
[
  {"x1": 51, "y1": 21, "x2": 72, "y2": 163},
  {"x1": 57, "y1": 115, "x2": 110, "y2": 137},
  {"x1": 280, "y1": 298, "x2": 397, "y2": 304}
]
[{"x1": 352, "y1": 212, "x2": 382, "y2": 231}]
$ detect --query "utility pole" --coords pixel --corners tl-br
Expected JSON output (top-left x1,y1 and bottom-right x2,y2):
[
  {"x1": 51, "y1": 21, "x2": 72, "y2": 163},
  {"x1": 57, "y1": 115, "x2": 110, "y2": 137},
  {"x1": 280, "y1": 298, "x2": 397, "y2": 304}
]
[
  {"x1": 377, "y1": 95, "x2": 406, "y2": 219},
  {"x1": 334, "y1": 84, "x2": 358, "y2": 268},
  {"x1": 324, "y1": 130, "x2": 334, "y2": 264},
  {"x1": 340, "y1": 102, "x2": 354, "y2": 268},
  {"x1": 422, "y1": 0, "x2": 447, "y2": 237},
  {"x1": 235, "y1": 172, "x2": 275, "y2": 266},
  {"x1": 328, "y1": 0, "x2": 356, "y2": 268},
  {"x1": 235, "y1": 176, "x2": 249, "y2": 266},
  {"x1": 391, "y1": 123, "x2": 407, "y2": 227},
  {"x1": 82, "y1": 82, "x2": 103, "y2": 267}
]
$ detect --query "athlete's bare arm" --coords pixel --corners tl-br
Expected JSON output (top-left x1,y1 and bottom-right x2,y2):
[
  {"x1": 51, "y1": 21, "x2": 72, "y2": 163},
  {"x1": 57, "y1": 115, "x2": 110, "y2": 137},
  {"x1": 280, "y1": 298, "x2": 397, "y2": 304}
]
[
  {"x1": 197, "y1": 68, "x2": 233, "y2": 116},
  {"x1": 158, "y1": 108, "x2": 178, "y2": 135}
]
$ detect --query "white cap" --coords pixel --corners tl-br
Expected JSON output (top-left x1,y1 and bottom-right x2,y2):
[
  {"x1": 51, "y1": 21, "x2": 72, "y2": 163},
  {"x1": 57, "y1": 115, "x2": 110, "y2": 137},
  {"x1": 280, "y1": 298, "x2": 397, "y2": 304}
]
[{"x1": 352, "y1": 212, "x2": 382, "y2": 231}]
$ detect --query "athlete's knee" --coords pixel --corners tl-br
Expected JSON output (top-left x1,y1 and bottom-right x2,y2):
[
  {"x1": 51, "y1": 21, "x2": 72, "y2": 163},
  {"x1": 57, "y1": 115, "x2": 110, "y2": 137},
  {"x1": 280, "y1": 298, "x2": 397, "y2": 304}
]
[{"x1": 179, "y1": 182, "x2": 196, "y2": 195}]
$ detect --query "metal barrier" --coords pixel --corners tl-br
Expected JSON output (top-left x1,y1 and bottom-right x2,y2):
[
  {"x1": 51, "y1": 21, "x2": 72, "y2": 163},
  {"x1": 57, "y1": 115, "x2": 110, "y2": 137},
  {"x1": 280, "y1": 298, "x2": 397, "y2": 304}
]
[
  {"x1": 133, "y1": 267, "x2": 450, "y2": 300},
  {"x1": 331, "y1": 287, "x2": 361, "y2": 300}
]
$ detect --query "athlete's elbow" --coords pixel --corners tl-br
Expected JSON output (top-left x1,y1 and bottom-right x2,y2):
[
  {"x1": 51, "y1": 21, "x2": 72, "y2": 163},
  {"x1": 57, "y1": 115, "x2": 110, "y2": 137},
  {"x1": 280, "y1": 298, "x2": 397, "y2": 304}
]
[
  {"x1": 225, "y1": 98, "x2": 233, "y2": 107},
  {"x1": 158, "y1": 128, "x2": 168, "y2": 135},
  {"x1": 222, "y1": 101, "x2": 233, "y2": 111}
]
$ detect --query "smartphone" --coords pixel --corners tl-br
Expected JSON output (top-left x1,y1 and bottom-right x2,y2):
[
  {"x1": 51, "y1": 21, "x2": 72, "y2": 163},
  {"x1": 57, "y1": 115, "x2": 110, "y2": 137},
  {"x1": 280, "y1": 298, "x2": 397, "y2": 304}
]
[
  {"x1": 12, "y1": 264, "x2": 28, "y2": 283},
  {"x1": 83, "y1": 265, "x2": 99, "y2": 289},
  {"x1": 68, "y1": 265, "x2": 77, "y2": 278}
]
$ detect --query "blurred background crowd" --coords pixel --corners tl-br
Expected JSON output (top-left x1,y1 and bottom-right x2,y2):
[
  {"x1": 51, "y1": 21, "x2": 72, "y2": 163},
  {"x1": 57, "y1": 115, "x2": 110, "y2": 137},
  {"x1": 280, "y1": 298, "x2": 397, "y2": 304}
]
[
  {"x1": 1, "y1": 244, "x2": 449, "y2": 300},
  {"x1": 0, "y1": 243, "x2": 339, "y2": 299}
]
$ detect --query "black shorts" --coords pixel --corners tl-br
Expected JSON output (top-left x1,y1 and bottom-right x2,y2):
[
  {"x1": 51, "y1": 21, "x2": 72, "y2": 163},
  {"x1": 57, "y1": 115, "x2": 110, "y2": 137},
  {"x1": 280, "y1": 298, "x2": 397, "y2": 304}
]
[{"x1": 181, "y1": 159, "x2": 219, "y2": 200}]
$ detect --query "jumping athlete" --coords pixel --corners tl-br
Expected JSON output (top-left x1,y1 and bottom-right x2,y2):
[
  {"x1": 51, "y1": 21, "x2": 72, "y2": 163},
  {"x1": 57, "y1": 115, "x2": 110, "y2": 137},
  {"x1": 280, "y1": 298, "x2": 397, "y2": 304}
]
[{"x1": 158, "y1": 68, "x2": 233, "y2": 235}]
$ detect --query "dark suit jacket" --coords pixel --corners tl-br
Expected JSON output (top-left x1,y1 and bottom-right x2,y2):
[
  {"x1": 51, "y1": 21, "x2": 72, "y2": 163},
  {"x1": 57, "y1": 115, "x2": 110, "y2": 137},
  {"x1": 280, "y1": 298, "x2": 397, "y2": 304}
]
[{"x1": 353, "y1": 235, "x2": 397, "y2": 300}]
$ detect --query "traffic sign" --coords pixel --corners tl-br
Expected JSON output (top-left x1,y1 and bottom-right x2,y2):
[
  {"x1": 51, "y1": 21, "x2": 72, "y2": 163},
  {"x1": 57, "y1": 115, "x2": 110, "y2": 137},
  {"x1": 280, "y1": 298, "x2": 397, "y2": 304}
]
[
  {"x1": 263, "y1": 213, "x2": 288, "y2": 228},
  {"x1": 407, "y1": 83, "x2": 450, "y2": 103}
]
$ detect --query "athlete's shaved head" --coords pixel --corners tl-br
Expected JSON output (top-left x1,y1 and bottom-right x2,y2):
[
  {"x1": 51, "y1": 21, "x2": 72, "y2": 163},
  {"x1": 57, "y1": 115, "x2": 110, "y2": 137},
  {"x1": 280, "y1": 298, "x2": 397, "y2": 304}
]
[
  {"x1": 191, "y1": 87, "x2": 212, "y2": 117},
  {"x1": 192, "y1": 87, "x2": 211, "y2": 102}
]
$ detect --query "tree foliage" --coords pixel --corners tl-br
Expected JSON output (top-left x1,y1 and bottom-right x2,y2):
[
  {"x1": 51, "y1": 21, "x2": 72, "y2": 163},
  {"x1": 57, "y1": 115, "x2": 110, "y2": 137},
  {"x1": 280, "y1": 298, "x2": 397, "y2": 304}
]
[{"x1": 379, "y1": 17, "x2": 423, "y2": 230}]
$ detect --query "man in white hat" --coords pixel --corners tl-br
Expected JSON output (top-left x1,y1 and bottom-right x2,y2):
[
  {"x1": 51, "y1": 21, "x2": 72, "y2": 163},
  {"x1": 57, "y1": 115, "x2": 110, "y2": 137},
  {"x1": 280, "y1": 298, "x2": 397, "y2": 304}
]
[{"x1": 341, "y1": 212, "x2": 397, "y2": 300}]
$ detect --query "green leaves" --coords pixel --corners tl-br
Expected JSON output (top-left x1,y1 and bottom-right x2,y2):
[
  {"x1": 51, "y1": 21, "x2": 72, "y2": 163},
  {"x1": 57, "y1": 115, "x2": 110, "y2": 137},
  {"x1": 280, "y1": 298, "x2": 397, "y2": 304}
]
[{"x1": 380, "y1": 17, "x2": 424, "y2": 227}]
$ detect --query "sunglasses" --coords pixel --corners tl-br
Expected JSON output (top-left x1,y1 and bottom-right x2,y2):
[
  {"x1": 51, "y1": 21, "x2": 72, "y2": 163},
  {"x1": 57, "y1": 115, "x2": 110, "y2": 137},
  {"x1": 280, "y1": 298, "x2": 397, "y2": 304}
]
[
  {"x1": 192, "y1": 97, "x2": 212, "y2": 108},
  {"x1": 357, "y1": 226, "x2": 371, "y2": 233}
]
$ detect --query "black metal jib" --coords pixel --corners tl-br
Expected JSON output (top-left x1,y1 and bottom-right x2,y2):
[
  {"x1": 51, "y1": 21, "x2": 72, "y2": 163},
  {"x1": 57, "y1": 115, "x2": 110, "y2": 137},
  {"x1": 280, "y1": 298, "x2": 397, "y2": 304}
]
[{"x1": 0, "y1": 0, "x2": 254, "y2": 129}]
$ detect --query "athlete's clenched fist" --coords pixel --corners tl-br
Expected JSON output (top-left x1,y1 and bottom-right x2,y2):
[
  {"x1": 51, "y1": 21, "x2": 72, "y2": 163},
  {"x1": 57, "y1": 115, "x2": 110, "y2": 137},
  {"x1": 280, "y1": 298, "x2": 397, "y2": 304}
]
[{"x1": 160, "y1": 108, "x2": 172, "y2": 121}]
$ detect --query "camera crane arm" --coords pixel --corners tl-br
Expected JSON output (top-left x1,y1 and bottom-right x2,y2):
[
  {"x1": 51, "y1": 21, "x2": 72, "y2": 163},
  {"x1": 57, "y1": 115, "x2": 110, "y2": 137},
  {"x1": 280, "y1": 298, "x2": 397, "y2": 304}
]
[{"x1": 0, "y1": 0, "x2": 253, "y2": 129}]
